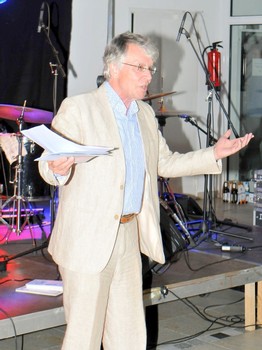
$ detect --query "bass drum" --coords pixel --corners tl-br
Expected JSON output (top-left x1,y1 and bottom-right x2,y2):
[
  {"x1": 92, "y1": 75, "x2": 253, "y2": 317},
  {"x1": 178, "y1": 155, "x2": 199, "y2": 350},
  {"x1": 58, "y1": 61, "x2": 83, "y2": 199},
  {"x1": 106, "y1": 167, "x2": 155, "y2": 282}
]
[{"x1": 0, "y1": 138, "x2": 50, "y2": 200}]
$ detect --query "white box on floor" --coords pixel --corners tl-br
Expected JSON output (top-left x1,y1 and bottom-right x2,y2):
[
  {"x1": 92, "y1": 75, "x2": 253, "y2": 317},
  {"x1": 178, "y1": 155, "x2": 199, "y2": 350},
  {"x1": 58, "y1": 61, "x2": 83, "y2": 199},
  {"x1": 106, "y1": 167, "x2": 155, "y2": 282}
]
[{"x1": 253, "y1": 207, "x2": 262, "y2": 227}]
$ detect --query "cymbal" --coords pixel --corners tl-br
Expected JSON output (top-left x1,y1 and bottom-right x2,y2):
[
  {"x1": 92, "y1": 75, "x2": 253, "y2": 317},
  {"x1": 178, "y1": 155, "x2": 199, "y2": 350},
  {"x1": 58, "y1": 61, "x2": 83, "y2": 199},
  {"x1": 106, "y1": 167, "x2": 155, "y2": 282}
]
[
  {"x1": 156, "y1": 111, "x2": 180, "y2": 118},
  {"x1": 143, "y1": 91, "x2": 176, "y2": 102},
  {"x1": 0, "y1": 104, "x2": 53, "y2": 124}
]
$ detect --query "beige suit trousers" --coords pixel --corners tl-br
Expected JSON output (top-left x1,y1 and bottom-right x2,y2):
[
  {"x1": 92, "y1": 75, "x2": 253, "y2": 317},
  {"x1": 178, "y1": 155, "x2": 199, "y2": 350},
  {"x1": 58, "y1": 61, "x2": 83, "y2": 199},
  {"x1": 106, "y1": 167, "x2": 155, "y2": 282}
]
[{"x1": 59, "y1": 218, "x2": 146, "y2": 350}]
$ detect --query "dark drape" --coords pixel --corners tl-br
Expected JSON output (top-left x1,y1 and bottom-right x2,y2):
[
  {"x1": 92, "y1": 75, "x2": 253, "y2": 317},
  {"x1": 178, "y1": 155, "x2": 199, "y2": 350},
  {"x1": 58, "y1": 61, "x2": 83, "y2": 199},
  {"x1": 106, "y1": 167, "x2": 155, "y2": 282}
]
[
  {"x1": 0, "y1": 0, "x2": 72, "y2": 123},
  {"x1": 0, "y1": 0, "x2": 72, "y2": 196}
]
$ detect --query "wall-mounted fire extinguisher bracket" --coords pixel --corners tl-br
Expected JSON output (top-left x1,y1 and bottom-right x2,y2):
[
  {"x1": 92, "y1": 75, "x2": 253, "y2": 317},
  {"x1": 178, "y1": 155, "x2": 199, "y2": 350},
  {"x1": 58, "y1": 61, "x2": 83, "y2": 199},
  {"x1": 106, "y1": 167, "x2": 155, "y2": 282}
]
[{"x1": 203, "y1": 41, "x2": 223, "y2": 91}]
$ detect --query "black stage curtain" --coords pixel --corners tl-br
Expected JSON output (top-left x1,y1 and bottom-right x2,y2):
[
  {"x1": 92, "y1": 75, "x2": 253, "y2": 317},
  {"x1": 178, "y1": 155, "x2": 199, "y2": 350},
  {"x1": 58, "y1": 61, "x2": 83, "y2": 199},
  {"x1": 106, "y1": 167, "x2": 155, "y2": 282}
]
[
  {"x1": 0, "y1": 0, "x2": 72, "y2": 131},
  {"x1": 0, "y1": 0, "x2": 72, "y2": 196}
]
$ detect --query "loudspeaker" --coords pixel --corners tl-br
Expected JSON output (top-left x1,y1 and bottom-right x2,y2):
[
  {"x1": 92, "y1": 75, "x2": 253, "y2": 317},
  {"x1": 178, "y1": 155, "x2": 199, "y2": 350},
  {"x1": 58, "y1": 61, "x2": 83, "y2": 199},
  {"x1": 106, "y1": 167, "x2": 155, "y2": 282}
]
[
  {"x1": 159, "y1": 200, "x2": 189, "y2": 261},
  {"x1": 174, "y1": 193, "x2": 203, "y2": 219},
  {"x1": 142, "y1": 198, "x2": 192, "y2": 277}
]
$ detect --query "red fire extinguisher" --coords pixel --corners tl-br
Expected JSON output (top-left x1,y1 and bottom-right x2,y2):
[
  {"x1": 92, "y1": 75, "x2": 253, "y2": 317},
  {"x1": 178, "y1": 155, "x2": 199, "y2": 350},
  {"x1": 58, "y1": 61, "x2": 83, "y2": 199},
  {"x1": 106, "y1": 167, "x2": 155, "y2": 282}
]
[{"x1": 205, "y1": 41, "x2": 223, "y2": 91}]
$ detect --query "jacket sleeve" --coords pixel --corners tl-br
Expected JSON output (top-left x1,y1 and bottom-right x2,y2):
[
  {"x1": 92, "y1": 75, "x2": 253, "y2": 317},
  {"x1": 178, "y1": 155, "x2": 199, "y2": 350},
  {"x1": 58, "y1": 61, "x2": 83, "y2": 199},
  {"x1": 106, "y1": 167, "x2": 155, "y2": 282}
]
[
  {"x1": 38, "y1": 153, "x2": 71, "y2": 187},
  {"x1": 157, "y1": 130, "x2": 222, "y2": 178}
]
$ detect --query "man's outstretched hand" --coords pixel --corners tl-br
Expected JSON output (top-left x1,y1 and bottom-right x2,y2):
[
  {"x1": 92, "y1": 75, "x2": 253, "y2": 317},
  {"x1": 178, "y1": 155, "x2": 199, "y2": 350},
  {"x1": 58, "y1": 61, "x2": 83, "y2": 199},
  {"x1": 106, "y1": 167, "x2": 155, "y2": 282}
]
[{"x1": 213, "y1": 129, "x2": 254, "y2": 160}]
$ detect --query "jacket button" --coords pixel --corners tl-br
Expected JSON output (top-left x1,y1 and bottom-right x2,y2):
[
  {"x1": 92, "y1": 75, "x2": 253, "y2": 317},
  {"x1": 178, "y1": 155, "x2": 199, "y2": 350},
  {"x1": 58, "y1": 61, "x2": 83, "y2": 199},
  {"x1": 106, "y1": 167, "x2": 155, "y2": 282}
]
[
  {"x1": 114, "y1": 214, "x2": 119, "y2": 220},
  {"x1": 120, "y1": 185, "x2": 124, "y2": 190}
]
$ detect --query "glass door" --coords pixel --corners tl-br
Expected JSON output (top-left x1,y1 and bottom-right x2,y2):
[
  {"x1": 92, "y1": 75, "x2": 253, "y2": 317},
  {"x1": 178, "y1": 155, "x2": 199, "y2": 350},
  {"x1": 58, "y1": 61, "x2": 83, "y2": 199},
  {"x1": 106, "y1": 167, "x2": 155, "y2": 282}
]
[{"x1": 229, "y1": 24, "x2": 262, "y2": 180}]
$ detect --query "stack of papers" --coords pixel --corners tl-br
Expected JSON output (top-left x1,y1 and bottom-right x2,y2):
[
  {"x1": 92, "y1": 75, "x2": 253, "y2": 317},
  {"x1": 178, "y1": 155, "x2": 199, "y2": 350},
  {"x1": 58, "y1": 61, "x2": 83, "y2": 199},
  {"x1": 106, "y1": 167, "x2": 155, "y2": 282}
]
[
  {"x1": 16, "y1": 279, "x2": 63, "y2": 297},
  {"x1": 21, "y1": 124, "x2": 114, "y2": 163}
]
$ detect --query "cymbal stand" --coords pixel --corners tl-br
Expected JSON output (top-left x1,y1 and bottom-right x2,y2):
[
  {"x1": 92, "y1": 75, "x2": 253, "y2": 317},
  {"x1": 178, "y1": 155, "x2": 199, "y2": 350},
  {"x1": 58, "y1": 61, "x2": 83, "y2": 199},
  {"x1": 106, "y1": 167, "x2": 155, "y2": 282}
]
[{"x1": 0, "y1": 104, "x2": 35, "y2": 242}]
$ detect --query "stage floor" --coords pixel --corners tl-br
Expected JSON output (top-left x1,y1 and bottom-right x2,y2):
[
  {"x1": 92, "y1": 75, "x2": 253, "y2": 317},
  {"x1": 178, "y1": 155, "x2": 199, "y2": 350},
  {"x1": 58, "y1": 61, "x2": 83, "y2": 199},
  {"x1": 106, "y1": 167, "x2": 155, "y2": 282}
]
[
  {"x1": 0, "y1": 198, "x2": 261, "y2": 350},
  {"x1": 0, "y1": 237, "x2": 64, "y2": 339},
  {"x1": 0, "y1": 197, "x2": 64, "y2": 341}
]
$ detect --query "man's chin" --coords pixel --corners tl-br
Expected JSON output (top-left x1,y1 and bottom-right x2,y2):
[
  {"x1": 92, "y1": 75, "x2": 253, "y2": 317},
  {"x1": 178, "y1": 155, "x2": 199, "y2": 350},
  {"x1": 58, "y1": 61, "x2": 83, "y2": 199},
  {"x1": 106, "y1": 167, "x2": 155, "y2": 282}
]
[{"x1": 139, "y1": 90, "x2": 148, "y2": 100}]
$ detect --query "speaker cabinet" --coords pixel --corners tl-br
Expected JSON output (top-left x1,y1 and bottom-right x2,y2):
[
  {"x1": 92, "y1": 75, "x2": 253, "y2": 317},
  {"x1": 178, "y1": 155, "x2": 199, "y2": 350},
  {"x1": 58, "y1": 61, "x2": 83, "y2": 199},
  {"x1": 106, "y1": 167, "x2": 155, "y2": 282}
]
[{"x1": 174, "y1": 193, "x2": 203, "y2": 219}]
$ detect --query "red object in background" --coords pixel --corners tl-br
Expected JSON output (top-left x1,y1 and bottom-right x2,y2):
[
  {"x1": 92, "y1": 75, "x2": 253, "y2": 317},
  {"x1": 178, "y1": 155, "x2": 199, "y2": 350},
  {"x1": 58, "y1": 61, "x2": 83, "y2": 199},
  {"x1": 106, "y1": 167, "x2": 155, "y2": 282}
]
[{"x1": 207, "y1": 41, "x2": 222, "y2": 91}]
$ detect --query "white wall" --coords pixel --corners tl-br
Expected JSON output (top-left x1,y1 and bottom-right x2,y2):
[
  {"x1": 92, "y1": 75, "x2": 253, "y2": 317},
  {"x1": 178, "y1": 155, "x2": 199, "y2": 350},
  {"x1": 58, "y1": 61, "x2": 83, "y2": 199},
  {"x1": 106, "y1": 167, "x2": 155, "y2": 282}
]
[{"x1": 68, "y1": 0, "x2": 232, "y2": 198}]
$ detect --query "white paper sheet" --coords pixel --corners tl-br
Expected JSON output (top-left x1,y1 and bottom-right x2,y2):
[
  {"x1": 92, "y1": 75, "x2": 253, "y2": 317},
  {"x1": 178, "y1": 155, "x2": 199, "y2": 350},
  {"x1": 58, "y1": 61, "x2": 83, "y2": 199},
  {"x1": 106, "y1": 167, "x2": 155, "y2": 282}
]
[{"x1": 21, "y1": 125, "x2": 114, "y2": 162}]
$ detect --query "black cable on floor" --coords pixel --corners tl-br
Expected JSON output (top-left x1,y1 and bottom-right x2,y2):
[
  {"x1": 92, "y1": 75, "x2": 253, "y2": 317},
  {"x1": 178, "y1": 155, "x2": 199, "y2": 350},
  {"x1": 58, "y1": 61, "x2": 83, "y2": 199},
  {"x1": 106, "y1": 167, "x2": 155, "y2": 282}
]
[{"x1": 0, "y1": 307, "x2": 18, "y2": 350}]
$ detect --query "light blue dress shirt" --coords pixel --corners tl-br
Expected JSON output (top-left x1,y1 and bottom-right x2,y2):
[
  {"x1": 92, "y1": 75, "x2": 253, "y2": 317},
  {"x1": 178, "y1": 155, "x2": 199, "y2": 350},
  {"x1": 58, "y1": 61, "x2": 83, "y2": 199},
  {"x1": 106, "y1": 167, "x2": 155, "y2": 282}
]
[{"x1": 105, "y1": 82, "x2": 145, "y2": 215}]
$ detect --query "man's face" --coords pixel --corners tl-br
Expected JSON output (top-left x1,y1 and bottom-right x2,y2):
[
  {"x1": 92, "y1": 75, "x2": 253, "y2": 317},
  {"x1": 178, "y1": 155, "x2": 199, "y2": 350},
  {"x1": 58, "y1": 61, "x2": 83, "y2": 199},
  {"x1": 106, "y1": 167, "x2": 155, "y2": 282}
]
[{"x1": 109, "y1": 43, "x2": 154, "y2": 108}]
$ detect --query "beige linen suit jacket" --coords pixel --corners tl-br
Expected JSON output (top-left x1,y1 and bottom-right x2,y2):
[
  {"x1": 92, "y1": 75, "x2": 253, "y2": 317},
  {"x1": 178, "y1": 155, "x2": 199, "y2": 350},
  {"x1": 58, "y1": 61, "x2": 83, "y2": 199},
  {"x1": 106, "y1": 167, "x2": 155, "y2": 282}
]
[{"x1": 39, "y1": 84, "x2": 222, "y2": 274}]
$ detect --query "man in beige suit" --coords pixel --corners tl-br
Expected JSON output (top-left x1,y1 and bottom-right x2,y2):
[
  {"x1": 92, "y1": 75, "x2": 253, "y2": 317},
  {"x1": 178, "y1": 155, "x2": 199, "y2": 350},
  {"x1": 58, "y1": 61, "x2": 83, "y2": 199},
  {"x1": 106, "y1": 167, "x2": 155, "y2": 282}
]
[{"x1": 39, "y1": 32, "x2": 253, "y2": 350}]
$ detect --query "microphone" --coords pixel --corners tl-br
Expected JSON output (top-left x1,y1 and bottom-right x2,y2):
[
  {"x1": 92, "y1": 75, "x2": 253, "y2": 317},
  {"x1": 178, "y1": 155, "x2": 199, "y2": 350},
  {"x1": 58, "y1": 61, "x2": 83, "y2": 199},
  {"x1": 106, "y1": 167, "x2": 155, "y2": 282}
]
[
  {"x1": 221, "y1": 245, "x2": 246, "y2": 252},
  {"x1": 176, "y1": 12, "x2": 188, "y2": 42},
  {"x1": 37, "y1": 2, "x2": 45, "y2": 33},
  {"x1": 178, "y1": 114, "x2": 196, "y2": 122},
  {"x1": 178, "y1": 114, "x2": 191, "y2": 119}
]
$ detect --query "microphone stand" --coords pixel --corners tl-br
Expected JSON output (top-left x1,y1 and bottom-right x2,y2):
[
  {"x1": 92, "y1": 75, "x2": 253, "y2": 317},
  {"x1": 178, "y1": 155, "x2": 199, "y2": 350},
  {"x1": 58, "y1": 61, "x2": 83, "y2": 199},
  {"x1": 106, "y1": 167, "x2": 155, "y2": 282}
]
[
  {"x1": 180, "y1": 29, "x2": 250, "y2": 240},
  {"x1": 182, "y1": 115, "x2": 218, "y2": 145},
  {"x1": 181, "y1": 29, "x2": 239, "y2": 138},
  {"x1": 41, "y1": 24, "x2": 66, "y2": 231},
  {"x1": 203, "y1": 89, "x2": 215, "y2": 236},
  {"x1": 48, "y1": 63, "x2": 59, "y2": 232}
]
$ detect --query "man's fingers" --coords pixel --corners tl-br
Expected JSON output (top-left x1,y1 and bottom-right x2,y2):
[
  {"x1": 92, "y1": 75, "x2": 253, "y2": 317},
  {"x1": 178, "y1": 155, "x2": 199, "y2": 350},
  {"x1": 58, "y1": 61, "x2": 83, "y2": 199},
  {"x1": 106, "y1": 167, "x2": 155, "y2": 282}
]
[{"x1": 223, "y1": 129, "x2": 232, "y2": 139}]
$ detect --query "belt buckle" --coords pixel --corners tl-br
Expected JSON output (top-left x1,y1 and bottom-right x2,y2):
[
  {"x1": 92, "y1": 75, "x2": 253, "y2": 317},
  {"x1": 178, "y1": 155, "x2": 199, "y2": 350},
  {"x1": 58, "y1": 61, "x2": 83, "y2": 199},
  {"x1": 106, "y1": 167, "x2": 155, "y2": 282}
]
[{"x1": 120, "y1": 213, "x2": 136, "y2": 224}]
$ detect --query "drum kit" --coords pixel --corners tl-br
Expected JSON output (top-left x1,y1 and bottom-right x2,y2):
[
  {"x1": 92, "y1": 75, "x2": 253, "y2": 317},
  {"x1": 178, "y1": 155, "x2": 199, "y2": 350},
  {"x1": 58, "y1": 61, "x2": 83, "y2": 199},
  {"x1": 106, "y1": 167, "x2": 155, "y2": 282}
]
[
  {"x1": 0, "y1": 102, "x2": 53, "y2": 237},
  {"x1": 0, "y1": 93, "x2": 194, "y2": 273},
  {"x1": 143, "y1": 90, "x2": 185, "y2": 135}
]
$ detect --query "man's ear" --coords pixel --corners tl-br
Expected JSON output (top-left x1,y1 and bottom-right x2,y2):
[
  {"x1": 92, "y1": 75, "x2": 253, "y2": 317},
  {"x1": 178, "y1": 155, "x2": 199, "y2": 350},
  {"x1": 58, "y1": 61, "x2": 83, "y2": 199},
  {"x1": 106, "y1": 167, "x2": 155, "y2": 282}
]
[{"x1": 110, "y1": 62, "x2": 120, "y2": 77}]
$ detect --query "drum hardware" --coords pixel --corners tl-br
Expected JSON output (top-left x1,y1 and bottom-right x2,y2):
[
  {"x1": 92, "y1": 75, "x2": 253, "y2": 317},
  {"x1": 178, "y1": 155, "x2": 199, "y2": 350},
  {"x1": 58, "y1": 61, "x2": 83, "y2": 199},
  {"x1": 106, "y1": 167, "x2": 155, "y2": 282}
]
[
  {"x1": 0, "y1": 101, "x2": 48, "y2": 241},
  {"x1": 142, "y1": 91, "x2": 176, "y2": 102},
  {"x1": 0, "y1": 104, "x2": 53, "y2": 124},
  {"x1": 0, "y1": 238, "x2": 49, "y2": 272},
  {"x1": 0, "y1": 145, "x2": 9, "y2": 201}
]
